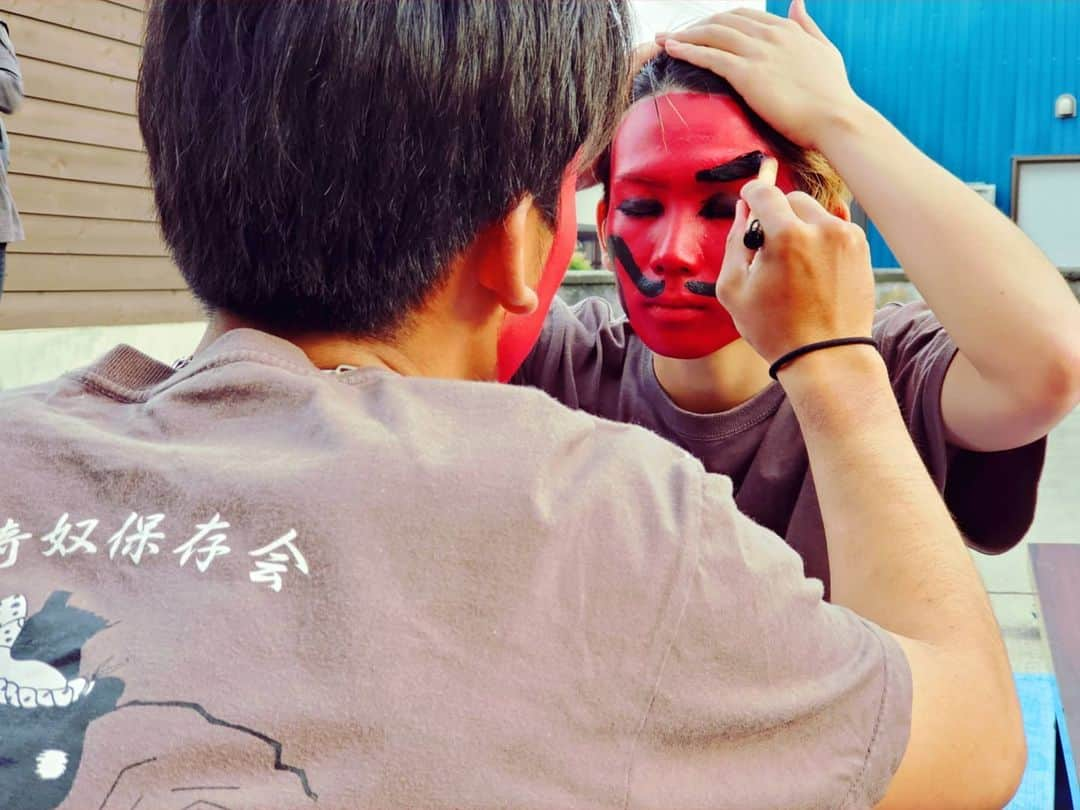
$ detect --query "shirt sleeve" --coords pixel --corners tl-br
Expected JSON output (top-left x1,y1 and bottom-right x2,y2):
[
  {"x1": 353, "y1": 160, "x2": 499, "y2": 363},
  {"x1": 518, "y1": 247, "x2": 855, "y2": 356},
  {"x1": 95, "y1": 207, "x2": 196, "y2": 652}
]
[
  {"x1": 512, "y1": 295, "x2": 634, "y2": 415},
  {"x1": 627, "y1": 473, "x2": 913, "y2": 810},
  {"x1": 0, "y1": 22, "x2": 23, "y2": 114},
  {"x1": 873, "y1": 302, "x2": 1047, "y2": 552}
]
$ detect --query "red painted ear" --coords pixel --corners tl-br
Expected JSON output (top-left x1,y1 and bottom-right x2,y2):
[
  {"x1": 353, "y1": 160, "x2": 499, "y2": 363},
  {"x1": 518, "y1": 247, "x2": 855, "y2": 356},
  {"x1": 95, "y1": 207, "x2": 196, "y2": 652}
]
[{"x1": 495, "y1": 170, "x2": 578, "y2": 382}]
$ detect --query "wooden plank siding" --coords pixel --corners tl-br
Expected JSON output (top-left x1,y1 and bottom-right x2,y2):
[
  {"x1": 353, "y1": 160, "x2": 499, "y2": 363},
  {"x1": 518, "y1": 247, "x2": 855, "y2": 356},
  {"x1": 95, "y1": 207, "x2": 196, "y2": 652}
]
[
  {"x1": 19, "y1": 57, "x2": 137, "y2": 115},
  {"x1": 3, "y1": 254, "x2": 182, "y2": 290},
  {"x1": 8, "y1": 98, "x2": 144, "y2": 156},
  {"x1": 3, "y1": 14, "x2": 140, "y2": 79},
  {"x1": 1, "y1": 0, "x2": 145, "y2": 45},
  {"x1": 9, "y1": 136, "x2": 149, "y2": 187},
  {"x1": 9, "y1": 175, "x2": 156, "y2": 220},
  {"x1": 0, "y1": 0, "x2": 197, "y2": 330},
  {"x1": 0, "y1": 290, "x2": 202, "y2": 329}
]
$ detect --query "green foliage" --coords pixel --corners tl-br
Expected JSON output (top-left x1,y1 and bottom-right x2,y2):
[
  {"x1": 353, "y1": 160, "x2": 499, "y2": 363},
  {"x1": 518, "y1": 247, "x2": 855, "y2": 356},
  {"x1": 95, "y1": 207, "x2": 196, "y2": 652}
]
[{"x1": 568, "y1": 251, "x2": 592, "y2": 270}]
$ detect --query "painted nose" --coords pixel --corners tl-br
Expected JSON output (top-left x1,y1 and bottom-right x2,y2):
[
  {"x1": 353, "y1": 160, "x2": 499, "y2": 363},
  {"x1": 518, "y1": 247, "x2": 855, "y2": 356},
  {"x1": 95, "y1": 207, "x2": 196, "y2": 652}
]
[{"x1": 652, "y1": 220, "x2": 700, "y2": 276}]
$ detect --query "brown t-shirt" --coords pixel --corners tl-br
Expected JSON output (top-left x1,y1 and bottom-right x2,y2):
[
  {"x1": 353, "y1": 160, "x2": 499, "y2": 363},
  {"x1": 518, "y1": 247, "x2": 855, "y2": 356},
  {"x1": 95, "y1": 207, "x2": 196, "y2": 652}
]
[
  {"x1": 515, "y1": 298, "x2": 1047, "y2": 594},
  {"x1": 0, "y1": 328, "x2": 910, "y2": 809}
]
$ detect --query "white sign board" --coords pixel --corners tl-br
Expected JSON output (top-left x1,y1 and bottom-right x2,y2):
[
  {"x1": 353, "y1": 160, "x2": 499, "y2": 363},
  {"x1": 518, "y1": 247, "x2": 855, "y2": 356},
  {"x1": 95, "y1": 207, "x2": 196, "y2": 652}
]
[{"x1": 1015, "y1": 158, "x2": 1080, "y2": 269}]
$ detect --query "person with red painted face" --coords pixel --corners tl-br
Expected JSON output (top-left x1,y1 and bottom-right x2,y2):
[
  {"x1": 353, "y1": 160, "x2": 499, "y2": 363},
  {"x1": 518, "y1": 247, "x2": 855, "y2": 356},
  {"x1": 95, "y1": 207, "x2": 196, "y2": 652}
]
[
  {"x1": 516, "y1": 3, "x2": 1079, "y2": 604},
  {"x1": 0, "y1": 1, "x2": 1030, "y2": 808}
]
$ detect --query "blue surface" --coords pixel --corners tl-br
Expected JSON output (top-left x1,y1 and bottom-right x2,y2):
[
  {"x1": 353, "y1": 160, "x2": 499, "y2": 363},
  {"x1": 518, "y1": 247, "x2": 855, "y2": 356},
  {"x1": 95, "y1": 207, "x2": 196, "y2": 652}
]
[
  {"x1": 1008, "y1": 674, "x2": 1058, "y2": 810},
  {"x1": 765, "y1": 0, "x2": 1080, "y2": 267},
  {"x1": 1053, "y1": 678, "x2": 1080, "y2": 808}
]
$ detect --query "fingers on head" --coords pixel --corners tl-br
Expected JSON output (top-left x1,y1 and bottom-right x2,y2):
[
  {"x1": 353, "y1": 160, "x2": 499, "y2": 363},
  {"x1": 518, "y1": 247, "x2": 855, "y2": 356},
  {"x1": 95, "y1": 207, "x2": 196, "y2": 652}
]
[
  {"x1": 728, "y1": 8, "x2": 782, "y2": 24},
  {"x1": 789, "y1": 0, "x2": 830, "y2": 42},
  {"x1": 707, "y1": 12, "x2": 770, "y2": 40},
  {"x1": 664, "y1": 23, "x2": 760, "y2": 58},
  {"x1": 663, "y1": 39, "x2": 741, "y2": 78},
  {"x1": 726, "y1": 9, "x2": 805, "y2": 44}
]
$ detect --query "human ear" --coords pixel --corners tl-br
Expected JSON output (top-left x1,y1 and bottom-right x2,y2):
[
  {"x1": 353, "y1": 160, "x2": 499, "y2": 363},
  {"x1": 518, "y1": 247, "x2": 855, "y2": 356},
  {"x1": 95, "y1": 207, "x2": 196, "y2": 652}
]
[
  {"x1": 473, "y1": 196, "x2": 541, "y2": 316},
  {"x1": 596, "y1": 198, "x2": 609, "y2": 251}
]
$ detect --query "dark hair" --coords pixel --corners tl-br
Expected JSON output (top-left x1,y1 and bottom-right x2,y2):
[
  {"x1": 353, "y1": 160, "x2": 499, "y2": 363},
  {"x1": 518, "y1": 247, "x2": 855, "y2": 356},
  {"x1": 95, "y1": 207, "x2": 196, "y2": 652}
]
[
  {"x1": 597, "y1": 53, "x2": 847, "y2": 207},
  {"x1": 139, "y1": 0, "x2": 633, "y2": 337}
]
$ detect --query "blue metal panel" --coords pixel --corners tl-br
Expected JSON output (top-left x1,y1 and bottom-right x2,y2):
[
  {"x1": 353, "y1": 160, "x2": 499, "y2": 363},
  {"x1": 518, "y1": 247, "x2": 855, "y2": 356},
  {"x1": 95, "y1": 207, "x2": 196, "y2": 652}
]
[
  {"x1": 1008, "y1": 674, "x2": 1057, "y2": 810},
  {"x1": 765, "y1": 0, "x2": 1080, "y2": 267},
  {"x1": 1056, "y1": 677, "x2": 1080, "y2": 809}
]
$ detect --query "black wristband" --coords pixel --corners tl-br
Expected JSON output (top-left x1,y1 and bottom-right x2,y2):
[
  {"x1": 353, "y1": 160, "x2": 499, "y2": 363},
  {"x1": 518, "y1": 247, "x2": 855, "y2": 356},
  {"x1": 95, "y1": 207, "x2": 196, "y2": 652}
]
[{"x1": 768, "y1": 337, "x2": 878, "y2": 381}]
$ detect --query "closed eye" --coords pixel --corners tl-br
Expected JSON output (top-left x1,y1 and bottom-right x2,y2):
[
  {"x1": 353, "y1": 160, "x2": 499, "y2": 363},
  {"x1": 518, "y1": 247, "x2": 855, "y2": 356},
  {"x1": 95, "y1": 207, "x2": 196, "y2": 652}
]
[
  {"x1": 700, "y1": 194, "x2": 738, "y2": 220},
  {"x1": 616, "y1": 198, "x2": 663, "y2": 218}
]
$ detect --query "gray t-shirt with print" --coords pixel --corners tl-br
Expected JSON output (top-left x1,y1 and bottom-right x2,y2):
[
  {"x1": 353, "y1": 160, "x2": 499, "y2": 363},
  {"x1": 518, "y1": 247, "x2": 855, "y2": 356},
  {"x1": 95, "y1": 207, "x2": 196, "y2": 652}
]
[
  {"x1": 515, "y1": 297, "x2": 1046, "y2": 596},
  {"x1": 0, "y1": 328, "x2": 910, "y2": 809}
]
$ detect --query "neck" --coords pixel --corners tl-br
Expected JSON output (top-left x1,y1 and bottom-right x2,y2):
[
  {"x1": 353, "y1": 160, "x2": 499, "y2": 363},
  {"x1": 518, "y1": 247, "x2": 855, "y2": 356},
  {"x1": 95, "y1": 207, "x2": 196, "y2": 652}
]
[
  {"x1": 195, "y1": 305, "x2": 499, "y2": 381},
  {"x1": 652, "y1": 338, "x2": 773, "y2": 414}
]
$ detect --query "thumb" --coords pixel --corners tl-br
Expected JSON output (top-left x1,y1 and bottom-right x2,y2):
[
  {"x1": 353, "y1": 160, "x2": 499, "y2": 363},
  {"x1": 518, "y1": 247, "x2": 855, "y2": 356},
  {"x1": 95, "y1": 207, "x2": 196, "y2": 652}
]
[{"x1": 788, "y1": 0, "x2": 829, "y2": 42}]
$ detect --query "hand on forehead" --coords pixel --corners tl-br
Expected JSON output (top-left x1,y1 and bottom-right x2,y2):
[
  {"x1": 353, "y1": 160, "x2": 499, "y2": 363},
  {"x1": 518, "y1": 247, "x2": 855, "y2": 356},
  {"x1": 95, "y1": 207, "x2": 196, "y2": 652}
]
[{"x1": 609, "y1": 93, "x2": 796, "y2": 191}]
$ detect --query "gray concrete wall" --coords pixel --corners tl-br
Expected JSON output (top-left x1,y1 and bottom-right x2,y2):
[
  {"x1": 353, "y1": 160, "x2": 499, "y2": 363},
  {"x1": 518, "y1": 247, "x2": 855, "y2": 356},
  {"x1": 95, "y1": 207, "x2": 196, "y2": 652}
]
[
  {"x1": 557, "y1": 270, "x2": 625, "y2": 315},
  {"x1": 0, "y1": 322, "x2": 204, "y2": 391}
]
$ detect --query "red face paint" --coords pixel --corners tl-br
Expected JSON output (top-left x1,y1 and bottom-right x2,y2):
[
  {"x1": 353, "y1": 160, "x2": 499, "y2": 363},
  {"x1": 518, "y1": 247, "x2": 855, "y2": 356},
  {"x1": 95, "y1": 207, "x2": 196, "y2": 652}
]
[
  {"x1": 606, "y1": 93, "x2": 798, "y2": 359},
  {"x1": 496, "y1": 170, "x2": 578, "y2": 382}
]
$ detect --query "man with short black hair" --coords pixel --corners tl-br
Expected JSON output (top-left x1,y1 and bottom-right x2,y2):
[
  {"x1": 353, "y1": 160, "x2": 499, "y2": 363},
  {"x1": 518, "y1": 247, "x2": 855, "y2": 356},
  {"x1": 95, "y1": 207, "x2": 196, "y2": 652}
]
[{"x1": 0, "y1": 2, "x2": 1021, "y2": 808}]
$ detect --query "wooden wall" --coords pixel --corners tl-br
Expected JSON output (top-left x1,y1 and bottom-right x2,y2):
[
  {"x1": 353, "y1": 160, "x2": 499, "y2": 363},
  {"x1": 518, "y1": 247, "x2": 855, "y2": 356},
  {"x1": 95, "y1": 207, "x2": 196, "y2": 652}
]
[{"x1": 0, "y1": 0, "x2": 199, "y2": 330}]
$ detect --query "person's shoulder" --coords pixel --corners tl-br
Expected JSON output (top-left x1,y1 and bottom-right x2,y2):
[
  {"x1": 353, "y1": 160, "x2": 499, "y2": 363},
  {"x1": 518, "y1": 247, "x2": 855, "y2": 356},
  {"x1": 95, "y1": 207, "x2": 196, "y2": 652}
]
[
  {"x1": 0, "y1": 368, "x2": 103, "y2": 414},
  {"x1": 361, "y1": 373, "x2": 722, "y2": 616},
  {"x1": 396, "y1": 372, "x2": 716, "y2": 516},
  {"x1": 567, "y1": 295, "x2": 625, "y2": 329},
  {"x1": 399, "y1": 371, "x2": 690, "y2": 461},
  {"x1": 872, "y1": 300, "x2": 953, "y2": 373},
  {"x1": 0, "y1": 373, "x2": 93, "y2": 471},
  {"x1": 0, "y1": 373, "x2": 84, "y2": 414},
  {"x1": 544, "y1": 295, "x2": 636, "y2": 341},
  {"x1": 513, "y1": 296, "x2": 646, "y2": 405},
  {"x1": 872, "y1": 300, "x2": 942, "y2": 340}
]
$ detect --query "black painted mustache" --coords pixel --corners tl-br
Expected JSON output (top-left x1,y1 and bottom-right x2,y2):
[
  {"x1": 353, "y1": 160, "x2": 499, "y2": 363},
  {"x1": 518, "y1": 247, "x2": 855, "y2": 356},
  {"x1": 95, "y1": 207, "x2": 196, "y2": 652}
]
[
  {"x1": 608, "y1": 235, "x2": 663, "y2": 297},
  {"x1": 609, "y1": 235, "x2": 717, "y2": 300},
  {"x1": 685, "y1": 280, "x2": 716, "y2": 297}
]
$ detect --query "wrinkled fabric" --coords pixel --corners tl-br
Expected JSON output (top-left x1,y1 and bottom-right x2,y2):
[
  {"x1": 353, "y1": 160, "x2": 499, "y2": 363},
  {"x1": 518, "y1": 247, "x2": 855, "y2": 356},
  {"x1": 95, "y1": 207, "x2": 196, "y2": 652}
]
[
  {"x1": 515, "y1": 297, "x2": 1046, "y2": 597},
  {"x1": 1, "y1": 330, "x2": 909, "y2": 809}
]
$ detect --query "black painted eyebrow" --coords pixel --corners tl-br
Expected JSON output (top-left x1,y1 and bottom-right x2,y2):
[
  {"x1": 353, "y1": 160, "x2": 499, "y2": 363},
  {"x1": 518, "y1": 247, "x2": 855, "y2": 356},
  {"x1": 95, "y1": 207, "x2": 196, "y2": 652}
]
[{"x1": 695, "y1": 150, "x2": 766, "y2": 183}]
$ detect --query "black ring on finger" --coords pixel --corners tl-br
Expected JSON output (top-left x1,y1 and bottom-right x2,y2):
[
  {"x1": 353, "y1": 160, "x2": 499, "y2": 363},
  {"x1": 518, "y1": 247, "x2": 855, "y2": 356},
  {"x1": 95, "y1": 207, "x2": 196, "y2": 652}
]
[{"x1": 743, "y1": 219, "x2": 765, "y2": 250}]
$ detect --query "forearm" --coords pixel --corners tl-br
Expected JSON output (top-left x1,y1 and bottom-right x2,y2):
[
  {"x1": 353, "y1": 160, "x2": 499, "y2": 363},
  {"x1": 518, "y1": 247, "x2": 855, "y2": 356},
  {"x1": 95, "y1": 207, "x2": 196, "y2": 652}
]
[
  {"x1": 819, "y1": 102, "x2": 1080, "y2": 394},
  {"x1": 781, "y1": 346, "x2": 1003, "y2": 652}
]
